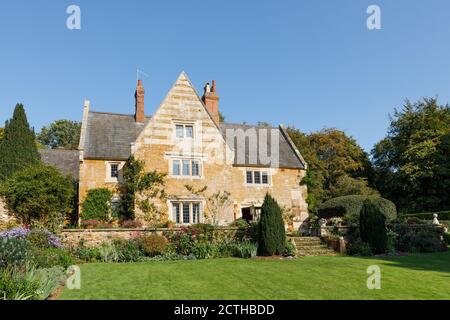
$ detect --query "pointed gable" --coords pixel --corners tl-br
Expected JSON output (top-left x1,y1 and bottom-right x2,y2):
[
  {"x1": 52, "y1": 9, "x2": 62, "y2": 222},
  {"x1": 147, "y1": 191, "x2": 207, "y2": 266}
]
[{"x1": 135, "y1": 72, "x2": 225, "y2": 148}]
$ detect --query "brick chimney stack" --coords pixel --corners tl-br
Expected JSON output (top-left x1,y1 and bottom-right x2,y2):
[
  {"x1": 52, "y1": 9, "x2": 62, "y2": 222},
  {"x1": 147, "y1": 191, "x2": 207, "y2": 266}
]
[
  {"x1": 202, "y1": 80, "x2": 220, "y2": 125},
  {"x1": 135, "y1": 79, "x2": 145, "y2": 123}
]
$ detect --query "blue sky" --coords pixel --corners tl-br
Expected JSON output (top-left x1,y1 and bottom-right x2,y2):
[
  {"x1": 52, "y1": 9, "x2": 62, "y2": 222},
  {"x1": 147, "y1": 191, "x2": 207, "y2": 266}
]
[{"x1": 1, "y1": 0, "x2": 450, "y2": 151}]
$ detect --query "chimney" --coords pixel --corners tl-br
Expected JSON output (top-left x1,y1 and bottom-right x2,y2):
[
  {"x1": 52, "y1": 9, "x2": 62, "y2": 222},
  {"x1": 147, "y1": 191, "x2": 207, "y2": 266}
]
[
  {"x1": 135, "y1": 79, "x2": 145, "y2": 123},
  {"x1": 202, "y1": 80, "x2": 220, "y2": 125}
]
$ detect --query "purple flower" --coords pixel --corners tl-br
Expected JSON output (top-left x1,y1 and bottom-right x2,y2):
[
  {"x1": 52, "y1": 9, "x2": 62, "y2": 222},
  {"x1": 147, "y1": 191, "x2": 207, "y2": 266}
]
[{"x1": 0, "y1": 227, "x2": 30, "y2": 239}]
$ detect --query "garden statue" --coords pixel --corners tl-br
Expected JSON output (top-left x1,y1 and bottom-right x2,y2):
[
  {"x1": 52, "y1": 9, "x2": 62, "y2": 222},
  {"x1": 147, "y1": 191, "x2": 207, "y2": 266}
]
[{"x1": 432, "y1": 213, "x2": 440, "y2": 225}]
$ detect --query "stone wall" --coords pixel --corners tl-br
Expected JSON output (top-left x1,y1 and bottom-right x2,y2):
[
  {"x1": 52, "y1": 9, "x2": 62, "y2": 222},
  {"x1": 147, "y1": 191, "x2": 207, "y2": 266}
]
[
  {"x1": 0, "y1": 197, "x2": 13, "y2": 224},
  {"x1": 61, "y1": 227, "x2": 241, "y2": 247}
]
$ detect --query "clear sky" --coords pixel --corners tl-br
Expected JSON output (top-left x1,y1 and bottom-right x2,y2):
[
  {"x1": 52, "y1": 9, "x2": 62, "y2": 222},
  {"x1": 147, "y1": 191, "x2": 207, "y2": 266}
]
[{"x1": 1, "y1": 0, "x2": 450, "y2": 151}]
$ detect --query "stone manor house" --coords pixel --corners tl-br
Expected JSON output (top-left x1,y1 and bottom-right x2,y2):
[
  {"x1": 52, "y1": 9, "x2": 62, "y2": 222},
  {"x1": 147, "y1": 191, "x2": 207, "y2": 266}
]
[{"x1": 56, "y1": 72, "x2": 309, "y2": 227}]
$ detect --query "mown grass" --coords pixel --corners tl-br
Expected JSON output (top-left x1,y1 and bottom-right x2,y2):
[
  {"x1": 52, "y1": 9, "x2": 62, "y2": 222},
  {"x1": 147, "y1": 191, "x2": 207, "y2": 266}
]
[{"x1": 59, "y1": 250, "x2": 450, "y2": 300}]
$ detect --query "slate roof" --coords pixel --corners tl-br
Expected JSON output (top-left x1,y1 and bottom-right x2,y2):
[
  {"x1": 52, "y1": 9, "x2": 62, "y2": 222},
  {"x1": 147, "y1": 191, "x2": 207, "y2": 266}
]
[
  {"x1": 82, "y1": 111, "x2": 150, "y2": 160},
  {"x1": 39, "y1": 149, "x2": 80, "y2": 180},
  {"x1": 81, "y1": 112, "x2": 305, "y2": 169},
  {"x1": 220, "y1": 123, "x2": 306, "y2": 169}
]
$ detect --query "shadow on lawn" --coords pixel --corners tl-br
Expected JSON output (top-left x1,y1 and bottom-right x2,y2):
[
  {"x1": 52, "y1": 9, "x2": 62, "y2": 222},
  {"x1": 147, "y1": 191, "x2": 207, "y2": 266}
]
[{"x1": 351, "y1": 249, "x2": 450, "y2": 275}]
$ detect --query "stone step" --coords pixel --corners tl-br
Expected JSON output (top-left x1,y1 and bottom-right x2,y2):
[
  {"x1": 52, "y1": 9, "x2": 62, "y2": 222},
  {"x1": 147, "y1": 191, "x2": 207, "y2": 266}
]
[
  {"x1": 295, "y1": 245, "x2": 330, "y2": 251},
  {"x1": 293, "y1": 240, "x2": 323, "y2": 244},
  {"x1": 289, "y1": 237, "x2": 337, "y2": 257}
]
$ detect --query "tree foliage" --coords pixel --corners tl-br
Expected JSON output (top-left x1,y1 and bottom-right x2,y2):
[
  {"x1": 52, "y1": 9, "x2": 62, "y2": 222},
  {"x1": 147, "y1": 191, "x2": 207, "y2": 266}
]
[
  {"x1": 287, "y1": 127, "x2": 375, "y2": 210},
  {"x1": 258, "y1": 193, "x2": 286, "y2": 256},
  {"x1": 81, "y1": 188, "x2": 113, "y2": 222},
  {"x1": 359, "y1": 199, "x2": 388, "y2": 254},
  {"x1": 120, "y1": 156, "x2": 166, "y2": 224},
  {"x1": 37, "y1": 119, "x2": 81, "y2": 149},
  {"x1": 372, "y1": 97, "x2": 450, "y2": 212},
  {"x1": 0, "y1": 104, "x2": 40, "y2": 181},
  {"x1": 184, "y1": 185, "x2": 232, "y2": 225},
  {"x1": 0, "y1": 165, "x2": 74, "y2": 231}
]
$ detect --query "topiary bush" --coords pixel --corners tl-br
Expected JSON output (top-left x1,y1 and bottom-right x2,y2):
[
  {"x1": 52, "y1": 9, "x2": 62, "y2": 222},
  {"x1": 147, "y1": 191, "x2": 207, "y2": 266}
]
[
  {"x1": 81, "y1": 188, "x2": 113, "y2": 222},
  {"x1": 318, "y1": 195, "x2": 397, "y2": 221},
  {"x1": 359, "y1": 199, "x2": 388, "y2": 254},
  {"x1": 258, "y1": 193, "x2": 286, "y2": 256}
]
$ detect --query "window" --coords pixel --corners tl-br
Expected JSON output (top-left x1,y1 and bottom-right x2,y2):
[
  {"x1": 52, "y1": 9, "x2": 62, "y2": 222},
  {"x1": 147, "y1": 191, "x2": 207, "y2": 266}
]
[
  {"x1": 262, "y1": 172, "x2": 269, "y2": 184},
  {"x1": 246, "y1": 171, "x2": 253, "y2": 184},
  {"x1": 175, "y1": 124, "x2": 194, "y2": 139},
  {"x1": 171, "y1": 159, "x2": 202, "y2": 177},
  {"x1": 176, "y1": 125, "x2": 184, "y2": 138},
  {"x1": 245, "y1": 170, "x2": 270, "y2": 185},
  {"x1": 185, "y1": 125, "x2": 193, "y2": 138},
  {"x1": 182, "y1": 203, "x2": 190, "y2": 224},
  {"x1": 106, "y1": 162, "x2": 123, "y2": 182},
  {"x1": 171, "y1": 202, "x2": 202, "y2": 224},
  {"x1": 254, "y1": 171, "x2": 261, "y2": 184},
  {"x1": 172, "y1": 203, "x2": 180, "y2": 223},
  {"x1": 182, "y1": 160, "x2": 190, "y2": 176},
  {"x1": 110, "y1": 163, "x2": 119, "y2": 178},
  {"x1": 192, "y1": 161, "x2": 200, "y2": 177},
  {"x1": 172, "y1": 160, "x2": 181, "y2": 176},
  {"x1": 192, "y1": 203, "x2": 200, "y2": 223}
]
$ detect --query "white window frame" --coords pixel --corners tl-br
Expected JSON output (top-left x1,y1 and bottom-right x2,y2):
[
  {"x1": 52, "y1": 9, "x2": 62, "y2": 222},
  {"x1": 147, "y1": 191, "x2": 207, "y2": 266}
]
[
  {"x1": 105, "y1": 162, "x2": 124, "y2": 183},
  {"x1": 245, "y1": 169, "x2": 271, "y2": 186},
  {"x1": 170, "y1": 158, "x2": 203, "y2": 179},
  {"x1": 170, "y1": 201, "x2": 203, "y2": 225},
  {"x1": 174, "y1": 123, "x2": 195, "y2": 140}
]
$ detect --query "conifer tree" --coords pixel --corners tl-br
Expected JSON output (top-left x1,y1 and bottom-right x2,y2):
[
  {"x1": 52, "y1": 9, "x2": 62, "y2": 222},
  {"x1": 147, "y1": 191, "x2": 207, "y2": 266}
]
[
  {"x1": 359, "y1": 199, "x2": 388, "y2": 254},
  {"x1": 0, "y1": 104, "x2": 40, "y2": 181},
  {"x1": 258, "y1": 193, "x2": 286, "y2": 255}
]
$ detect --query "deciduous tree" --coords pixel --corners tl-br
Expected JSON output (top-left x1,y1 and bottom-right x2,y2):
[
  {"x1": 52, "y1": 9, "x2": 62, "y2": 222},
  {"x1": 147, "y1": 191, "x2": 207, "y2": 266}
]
[
  {"x1": 37, "y1": 119, "x2": 81, "y2": 149},
  {"x1": 372, "y1": 97, "x2": 450, "y2": 212}
]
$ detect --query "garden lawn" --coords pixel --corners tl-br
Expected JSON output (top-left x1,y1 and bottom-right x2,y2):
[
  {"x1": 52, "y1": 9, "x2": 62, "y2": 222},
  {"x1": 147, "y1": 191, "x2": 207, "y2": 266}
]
[{"x1": 59, "y1": 251, "x2": 450, "y2": 300}]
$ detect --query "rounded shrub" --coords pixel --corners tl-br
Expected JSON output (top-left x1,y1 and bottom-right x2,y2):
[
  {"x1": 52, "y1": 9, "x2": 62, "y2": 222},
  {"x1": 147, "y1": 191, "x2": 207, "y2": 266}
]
[
  {"x1": 359, "y1": 199, "x2": 388, "y2": 254},
  {"x1": 81, "y1": 188, "x2": 113, "y2": 222},
  {"x1": 137, "y1": 233, "x2": 168, "y2": 257},
  {"x1": 318, "y1": 195, "x2": 397, "y2": 221}
]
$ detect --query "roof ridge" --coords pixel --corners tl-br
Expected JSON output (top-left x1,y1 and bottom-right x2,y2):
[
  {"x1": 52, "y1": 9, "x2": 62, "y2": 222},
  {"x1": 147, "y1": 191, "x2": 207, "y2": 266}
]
[
  {"x1": 89, "y1": 110, "x2": 151, "y2": 118},
  {"x1": 220, "y1": 122, "x2": 277, "y2": 129}
]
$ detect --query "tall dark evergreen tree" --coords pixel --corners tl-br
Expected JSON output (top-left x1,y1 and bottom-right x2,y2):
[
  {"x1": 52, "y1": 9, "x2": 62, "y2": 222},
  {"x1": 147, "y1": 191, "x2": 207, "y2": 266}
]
[
  {"x1": 359, "y1": 199, "x2": 388, "y2": 254},
  {"x1": 258, "y1": 193, "x2": 286, "y2": 256},
  {"x1": 0, "y1": 104, "x2": 40, "y2": 181}
]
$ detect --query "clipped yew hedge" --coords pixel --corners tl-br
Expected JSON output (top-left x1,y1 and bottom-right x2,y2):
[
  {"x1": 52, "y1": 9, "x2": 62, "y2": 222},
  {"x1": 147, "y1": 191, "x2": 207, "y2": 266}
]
[
  {"x1": 318, "y1": 195, "x2": 397, "y2": 221},
  {"x1": 403, "y1": 211, "x2": 450, "y2": 221}
]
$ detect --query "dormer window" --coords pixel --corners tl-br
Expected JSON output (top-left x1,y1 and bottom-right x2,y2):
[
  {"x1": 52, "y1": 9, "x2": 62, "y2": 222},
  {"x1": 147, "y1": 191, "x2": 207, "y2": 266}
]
[{"x1": 175, "y1": 124, "x2": 194, "y2": 139}]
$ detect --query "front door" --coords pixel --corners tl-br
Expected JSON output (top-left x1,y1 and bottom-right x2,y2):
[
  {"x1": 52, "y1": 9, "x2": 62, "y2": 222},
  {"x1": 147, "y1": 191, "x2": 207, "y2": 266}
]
[{"x1": 241, "y1": 207, "x2": 253, "y2": 222}]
